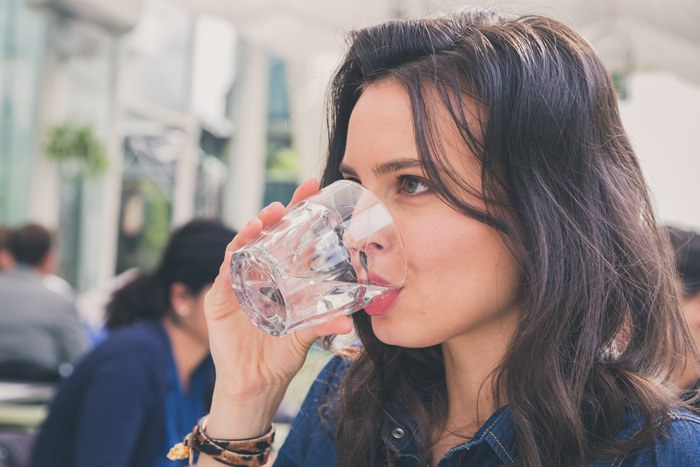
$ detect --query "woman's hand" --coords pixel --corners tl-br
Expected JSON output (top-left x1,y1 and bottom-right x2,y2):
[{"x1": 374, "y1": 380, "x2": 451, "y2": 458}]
[{"x1": 202, "y1": 177, "x2": 353, "y2": 440}]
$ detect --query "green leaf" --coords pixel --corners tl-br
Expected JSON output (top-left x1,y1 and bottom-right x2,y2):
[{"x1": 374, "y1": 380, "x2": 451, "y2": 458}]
[{"x1": 44, "y1": 124, "x2": 109, "y2": 177}]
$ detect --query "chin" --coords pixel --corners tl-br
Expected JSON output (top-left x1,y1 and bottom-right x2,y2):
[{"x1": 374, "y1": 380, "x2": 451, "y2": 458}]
[{"x1": 370, "y1": 318, "x2": 437, "y2": 348}]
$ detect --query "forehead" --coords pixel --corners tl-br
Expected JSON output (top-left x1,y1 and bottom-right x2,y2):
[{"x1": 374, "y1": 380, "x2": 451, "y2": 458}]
[
  {"x1": 343, "y1": 81, "x2": 482, "y2": 181},
  {"x1": 344, "y1": 81, "x2": 418, "y2": 165},
  {"x1": 351, "y1": 81, "x2": 414, "y2": 127}
]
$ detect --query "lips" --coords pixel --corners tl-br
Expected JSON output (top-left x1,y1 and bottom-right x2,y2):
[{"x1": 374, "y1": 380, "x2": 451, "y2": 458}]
[
  {"x1": 365, "y1": 272, "x2": 390, "y2": 287},
  {"x1": 364, "y1": 288, "x2": 401, "y2": 316},
  {"x1": 361, "y1": 272, "x2": 401, "y2": 316}
]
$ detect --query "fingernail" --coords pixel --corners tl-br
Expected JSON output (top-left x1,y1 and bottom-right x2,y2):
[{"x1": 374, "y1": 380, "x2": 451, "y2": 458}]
[
  {"x1": 262, "y1": 202, "x2": 284, "y2": 216},
  {"x1": 247, "y1": 217, "x2": 263, "y2": 230}
]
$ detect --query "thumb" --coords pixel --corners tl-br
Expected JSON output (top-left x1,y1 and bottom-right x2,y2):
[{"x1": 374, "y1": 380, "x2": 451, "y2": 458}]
[{"x1": 294, "y1": 314, "x2": 354, "y2": 349}]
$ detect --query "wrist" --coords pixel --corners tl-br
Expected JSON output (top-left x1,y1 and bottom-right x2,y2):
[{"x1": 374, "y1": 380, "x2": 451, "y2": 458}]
[
  {"x1": 169, "y1": 415, "x2": 275, "y2": 467},
  {"x1": 206, "y1": 383, "x2": 286, "y2": 439}
]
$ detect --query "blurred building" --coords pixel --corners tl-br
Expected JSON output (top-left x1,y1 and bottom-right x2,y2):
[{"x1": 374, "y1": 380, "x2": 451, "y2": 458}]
[
  {"x1": 1, "y1": 0, "x2": 307, "y2": 291},
  {"x1": 1, "y1": 0, "x2": 699, "y2": 294}
]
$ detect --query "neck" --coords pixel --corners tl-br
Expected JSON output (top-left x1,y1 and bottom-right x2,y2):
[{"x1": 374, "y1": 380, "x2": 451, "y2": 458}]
[
  {"x1": 16, "y1": 263, "x2": 43, "y2": 277},
  {"x1": 432, "y1": 317, "x2": 516, "y2": 464},
  {"x1": 162, "y1": 318, "x2": 209, "y2": 389},
  {"x1": 440, "y1": 338, "x2": 507, "y2": 432}
]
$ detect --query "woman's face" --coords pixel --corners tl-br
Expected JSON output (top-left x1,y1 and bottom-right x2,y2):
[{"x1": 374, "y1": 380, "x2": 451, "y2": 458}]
[
  {"x1": 171, "y1": 282, "x2": 212, "y2": 347},
  {"x1": 191, "y1": 286, "x2": 212, "y2": 345},
  {"x1": 340, "y1": 81, "x2": 521, "y2": 349}
]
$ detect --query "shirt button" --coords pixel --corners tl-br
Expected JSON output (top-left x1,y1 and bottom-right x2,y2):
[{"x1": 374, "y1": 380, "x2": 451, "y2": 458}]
[{"x1": 391, "y1": 427, "x2": 405, "y2": 439}]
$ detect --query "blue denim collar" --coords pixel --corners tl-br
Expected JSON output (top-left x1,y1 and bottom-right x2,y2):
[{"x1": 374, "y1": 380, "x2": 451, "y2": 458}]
[
  {"x1": 444, "y1": 406, "x2": 518, "y2": 466},
  {"x1": 384, "y1": 405, "x2": 518, "y2": 466}
]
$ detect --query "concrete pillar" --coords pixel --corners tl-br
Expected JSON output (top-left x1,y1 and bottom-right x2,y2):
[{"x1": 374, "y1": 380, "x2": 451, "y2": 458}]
[
  {"x1": 97, "y1": 39, "x2": 126, "y2": 287},
  {"x1": 28, "y1": 26, "x2": 62, "y2": 229},
  {"x1": 172, "y1": 16, "x2": 198, "y2": 227},
  {"x1": 171, "y1": 115, "x2": 199, "y2": 227},
  {"x1": 223, "y1": 40, "x2": 269, "y2": 230},
  {"x1": 286, "y1": 55, "x2": 336, "y2": 182}
]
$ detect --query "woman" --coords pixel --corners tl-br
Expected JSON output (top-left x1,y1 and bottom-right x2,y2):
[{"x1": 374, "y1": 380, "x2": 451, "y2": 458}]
[
  {"x1": 31, "y1": 218, "x2": 236, "y2": 467},
  {"x1": 194, "y1": 10, "x2": 700, "y2": 466},
  {"x1": 666, "y1": 225, "x2": 700, "y2": 407}
]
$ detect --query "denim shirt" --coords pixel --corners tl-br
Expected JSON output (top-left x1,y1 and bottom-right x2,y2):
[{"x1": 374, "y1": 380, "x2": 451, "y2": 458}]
[{"x1": 276, "y1": 356, "x2": 700, "y2": 466}]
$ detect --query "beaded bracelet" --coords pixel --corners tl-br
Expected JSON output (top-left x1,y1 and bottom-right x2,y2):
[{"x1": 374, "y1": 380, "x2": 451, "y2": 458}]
[{"x1": 167, "y1": 415, "x2": 275, "y2": 466}]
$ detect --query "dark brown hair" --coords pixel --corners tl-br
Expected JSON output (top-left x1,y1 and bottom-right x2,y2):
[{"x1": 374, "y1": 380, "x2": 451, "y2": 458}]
[
  {"x1": 105, "y1": 218, "x2": 236, "y2": 330},
  {"x1": 9, "y1": 223, "x2": 53, "y2": 267},
  {"x1": 320, "y1": 10, "x2": 696, "y2": 466}
]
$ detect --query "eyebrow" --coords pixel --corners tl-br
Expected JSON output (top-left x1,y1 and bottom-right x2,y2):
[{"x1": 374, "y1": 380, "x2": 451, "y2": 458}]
[{"x1": 339, "y1": 158, "x2": 422, "y2": 178}]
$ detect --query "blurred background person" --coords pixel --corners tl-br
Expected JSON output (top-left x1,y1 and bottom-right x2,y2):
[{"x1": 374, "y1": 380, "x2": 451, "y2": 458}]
[
  {"x1": 30, "y1": 218, "x2": 236, "y2": 467},
  {"x1": 666, "y1": 225, "x2": 700, "y2": 407},
  {"x1": 0, "y1": 223, "x2": 86, "y2": 381},
  {"x1": 0, "y1": 226, "x2": 16, "y2": 272}
]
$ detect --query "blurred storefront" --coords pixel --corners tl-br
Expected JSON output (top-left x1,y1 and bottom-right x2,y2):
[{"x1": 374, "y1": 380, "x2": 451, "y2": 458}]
[{"x1": 0, "y1": 0, "x2": 303, "y2": 292}]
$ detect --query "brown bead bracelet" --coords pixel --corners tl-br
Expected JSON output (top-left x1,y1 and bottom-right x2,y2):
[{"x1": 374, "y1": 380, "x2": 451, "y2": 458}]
[{"x1": 167, "y1": 415, "x2": 275, "y2": 466}]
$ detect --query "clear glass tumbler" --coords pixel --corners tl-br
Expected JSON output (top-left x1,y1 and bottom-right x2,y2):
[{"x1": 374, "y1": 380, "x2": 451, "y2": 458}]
[{"x1": 230, "y1": 180, "x2": 406, "y2": 336}]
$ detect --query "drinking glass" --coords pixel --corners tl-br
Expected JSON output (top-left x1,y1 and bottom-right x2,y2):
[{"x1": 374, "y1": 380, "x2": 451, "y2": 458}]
[{"x1": 230, "y1": 180, "x2": 406, "y2": 336}]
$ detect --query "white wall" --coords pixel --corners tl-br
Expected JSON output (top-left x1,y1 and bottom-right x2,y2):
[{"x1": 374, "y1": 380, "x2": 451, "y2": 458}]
[{"x1": 620, "y1": 72, "x2": 700, "y2": 231}]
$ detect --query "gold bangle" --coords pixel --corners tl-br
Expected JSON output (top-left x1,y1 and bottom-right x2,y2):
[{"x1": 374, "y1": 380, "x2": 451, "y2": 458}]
[{"x1": 167, "y1": 415, "x2": 275, "y2": 466}]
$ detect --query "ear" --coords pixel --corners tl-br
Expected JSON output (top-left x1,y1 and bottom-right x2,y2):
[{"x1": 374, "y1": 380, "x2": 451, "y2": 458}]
[
  {"x1": 0, "y1": 250, "x2": 15, "y2": 270},
  {"x1": 169, "y1": 282, "x2": 195, "y2": 317}
]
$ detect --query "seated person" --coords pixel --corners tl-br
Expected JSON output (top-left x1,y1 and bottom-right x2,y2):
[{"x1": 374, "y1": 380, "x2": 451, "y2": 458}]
[
  {"x1": 0, "y1": 223, "x2": 86, "y2": 381},
  {"x1": 30, "y1": 218, "x2": 236, "y2": 467},
  {"x1": 666, "y1": 226, "x2": 700, "y2": 406}
]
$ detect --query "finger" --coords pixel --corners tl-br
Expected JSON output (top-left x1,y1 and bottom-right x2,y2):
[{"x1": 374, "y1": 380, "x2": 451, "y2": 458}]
[
  {"x1": 226, "y1": 217, "x2": 263, "y2": 253},
  {"x1": 288, "y1": 177, "x2": 320, "y2": 208},
  {"x1": 226, "y1": 201, "x2": 286, "y2": 255},
  {"x1": 294, "y1": 314, "x2": 354, "y2": 349},
  {"x1": 214, "y1": 201, "x2": 286, "y2": 320},
  {"x1": 258, "y1": 201, "x2": 286, "y2": 227},
  {"x1": 314, "y1": 315, "x2": 354, "y2": 337},
  {"x1": 205, "y1": 251, "x2": 240, "y2": 315}
]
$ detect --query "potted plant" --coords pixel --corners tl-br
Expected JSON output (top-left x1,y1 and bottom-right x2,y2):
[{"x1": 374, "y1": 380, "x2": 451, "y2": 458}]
[{"x1": 44, "y1": 123, "x2": 109, "y2": 177}]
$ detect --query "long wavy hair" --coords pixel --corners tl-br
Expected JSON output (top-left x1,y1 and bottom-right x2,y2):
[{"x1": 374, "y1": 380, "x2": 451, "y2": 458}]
[
  {"x1": 319, "y1": 10, "x2": 698, "y2": 466},
  {"x1": 105, "y1": 218, "x2": 236, "y2": 330}
]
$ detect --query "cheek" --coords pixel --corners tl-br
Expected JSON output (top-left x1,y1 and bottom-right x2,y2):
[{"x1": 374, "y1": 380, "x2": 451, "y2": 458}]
[
  {"x1": 404, "y1": 216, "x2": 520, "y2": 302},
  {"x1": 402, "y1": 214, "x2": 478, "y2": 274},
  {"x1": 402, "y1": 220, "x2": 474, "y2": 311}
]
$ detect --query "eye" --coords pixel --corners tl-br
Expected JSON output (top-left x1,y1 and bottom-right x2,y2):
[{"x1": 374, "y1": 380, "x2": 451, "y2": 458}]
[{"x1": 398, "y1": 175, "x2": 430, "y2": 196}]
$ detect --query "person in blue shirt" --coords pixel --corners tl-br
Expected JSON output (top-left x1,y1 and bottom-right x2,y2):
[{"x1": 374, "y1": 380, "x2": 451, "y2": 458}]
[
  {"x1": 30, "y1": 218, "x2": 236, "y2": 467},
  {"x1": 666, "y1": 225, "x2": 700, "y2": 408},
  {"x1": 195, "y1": 10, "x2": 700, "y2": 467}
]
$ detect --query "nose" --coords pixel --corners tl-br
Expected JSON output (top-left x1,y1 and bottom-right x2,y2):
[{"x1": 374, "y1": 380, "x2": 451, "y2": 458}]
[
  {"x1": 345, "y1": 236, "x2": 388, "y2": 283},
  {"x1": 361, "y1": 241, "x2": 384, "y2": 268},
  {"x1": 365, "y1": 241, "x2": 384, "y2": 252},
  {"x1": 341, "y1": 186, "x2": 403, "y2": 285},
  {"x1": 358, "y1": 250, "x2": 368, "y2": 270}
]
